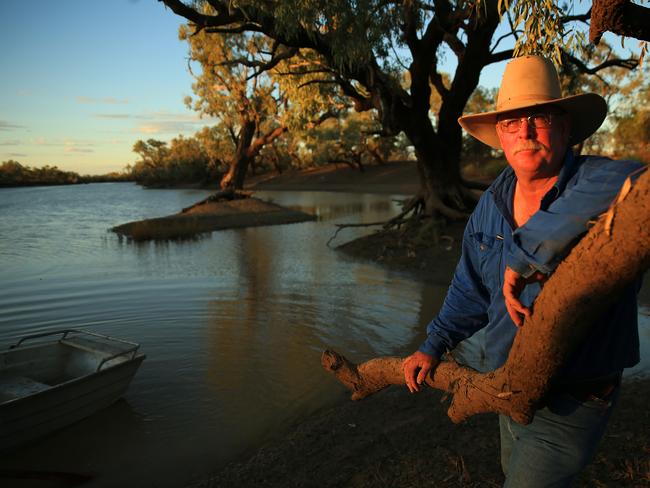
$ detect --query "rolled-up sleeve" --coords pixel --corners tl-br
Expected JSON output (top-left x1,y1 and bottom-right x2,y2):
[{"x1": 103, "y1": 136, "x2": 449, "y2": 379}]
[
  {"x1": 506, "y1": 158, "x2": 645, "y2": 276},
  {"x1": 419, "y1": 216, "x2": 490, "y2": 358}
]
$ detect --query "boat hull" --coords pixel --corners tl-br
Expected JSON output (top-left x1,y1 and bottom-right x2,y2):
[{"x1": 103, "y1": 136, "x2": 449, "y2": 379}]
[{"x1": 0, "y1": 330, "x2": 145, "y2": 451}]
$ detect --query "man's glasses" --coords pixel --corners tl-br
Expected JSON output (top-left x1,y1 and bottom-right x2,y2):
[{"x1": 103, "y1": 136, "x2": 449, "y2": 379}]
[{"x1": 497, "y1": 113, "x2": 554, "y2": 133}]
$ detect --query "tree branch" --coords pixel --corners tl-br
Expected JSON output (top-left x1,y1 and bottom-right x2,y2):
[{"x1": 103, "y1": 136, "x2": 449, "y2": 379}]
[
  {"x1": 590, "y1": 0, "x2": 650, "y2": 44},
  {"x1": 160, "y1": 0, "x2": 243, "y2": 28},
  {"x1": 560, "y1": 9, "x2": 591, "y2": 24},
  {"x1": 563, "y1": 51, "x2": 638, "y2": 75},
  {"x1": 205, "y1": 23, "x2": 264, "y2": 34},
  {"x1": 487, "y1": 49, "x2": 515, "y2": 65}
]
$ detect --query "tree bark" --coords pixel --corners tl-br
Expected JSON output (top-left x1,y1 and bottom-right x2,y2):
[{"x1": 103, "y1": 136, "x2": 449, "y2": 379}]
[
  {"x1": 590, "y1": 0, "x2": 650, "y2": 44},
  {"x1": 322, "y1": 169, "x2": 650, "y2": 425},
  {"x1": 220, "y1": 121, "x2": 288, "y2": 190}
]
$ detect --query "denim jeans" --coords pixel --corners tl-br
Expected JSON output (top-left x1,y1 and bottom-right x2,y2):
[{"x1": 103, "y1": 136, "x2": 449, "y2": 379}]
[{"x1": 499, "y1": 387, "x2": 619, "y2": 487}]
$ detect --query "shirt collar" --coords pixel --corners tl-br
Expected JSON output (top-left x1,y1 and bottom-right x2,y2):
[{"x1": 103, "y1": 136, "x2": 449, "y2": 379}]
[{"x1": 540, "y1": 149, "x2": 577, "y2": 210}]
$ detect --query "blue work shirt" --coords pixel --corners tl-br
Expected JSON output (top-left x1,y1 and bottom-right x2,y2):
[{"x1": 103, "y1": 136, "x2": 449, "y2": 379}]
[{"x1": 419, "y1": 151, "x2": 644, "y2": 381}]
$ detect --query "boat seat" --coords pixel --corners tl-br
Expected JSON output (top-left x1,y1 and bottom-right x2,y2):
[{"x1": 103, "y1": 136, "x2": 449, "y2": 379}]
[{"x1": 0, "y1": 375, "x2": 50, "y2": 402}]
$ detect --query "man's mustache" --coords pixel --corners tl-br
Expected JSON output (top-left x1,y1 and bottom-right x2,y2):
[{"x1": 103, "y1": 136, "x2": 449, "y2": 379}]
[{"x1": 514, "y1": 142, "x2": 548, "y2": 153}]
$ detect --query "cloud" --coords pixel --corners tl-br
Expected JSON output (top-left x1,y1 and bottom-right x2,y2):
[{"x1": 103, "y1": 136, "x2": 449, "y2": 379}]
[
  {"x1": 130, "y1": 111, "x2": 212, "y2": 135},
  {"x1": 64, "y1": 140, "x2": 95, "y2": 153},
  {"x1": 0, "y1": 121, "x2": 27, "y2": 131},
  {"x1": 76, "y1": 96, "x2": 129, "y2": 105},
  {"x1": 7, "y1": 153, "x2": 28, "y2": 157},
  {"x1": 136, "y1": 125, "x2": 163, "y2": 134},
  {"x1": 93, "y1": 113, "x2": 132, "y2": 119},
  {"x1": 0, "y1": 140, "x2": 21, "y2": 146},
  {"x1": 22, "y1": 138, "x2": 98, "y2": 149}
]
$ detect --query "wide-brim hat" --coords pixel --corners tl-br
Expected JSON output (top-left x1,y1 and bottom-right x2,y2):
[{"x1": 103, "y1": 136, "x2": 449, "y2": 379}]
[{"x1": 458, "y1": 55, "x2": 608, "y2": 150}]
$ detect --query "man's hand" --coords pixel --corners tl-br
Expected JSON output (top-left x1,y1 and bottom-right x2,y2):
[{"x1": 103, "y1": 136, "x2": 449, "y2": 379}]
[
  {"x1": 402, "y1": 351, "x2": 440, "y2": 393},
  {"x1": 503, "y1": 266, "x2": 547, "y2": 327}
]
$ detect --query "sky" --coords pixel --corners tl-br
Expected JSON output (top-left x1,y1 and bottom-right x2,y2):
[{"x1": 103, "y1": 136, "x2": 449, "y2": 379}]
[
  {"x1": 2, "y1": 1, "x2": 629, "y2": 176},
  {"x1": 0, "y1": 0, "x2": 215, "y2": 175}
]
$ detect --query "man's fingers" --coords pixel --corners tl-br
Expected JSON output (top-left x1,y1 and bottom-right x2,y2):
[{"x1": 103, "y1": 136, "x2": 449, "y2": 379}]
[
  {"x1": 403, "y1": 352, "x2": 435, "y2": 393},
  {"x1": 416, "y1": 365, "x2": 430, "y2": 386},
  {"x1": 505, "y1": 298, "x2": 531, "y2": 327},
  {"x1": 402, "y1": 360, "x2": 418, "y2": 392}
]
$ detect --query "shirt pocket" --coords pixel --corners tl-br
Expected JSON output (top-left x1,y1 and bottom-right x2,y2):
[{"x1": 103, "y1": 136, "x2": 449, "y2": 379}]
[{"x1": 470, "y1": 231, "x2": 504, "y2": 294}]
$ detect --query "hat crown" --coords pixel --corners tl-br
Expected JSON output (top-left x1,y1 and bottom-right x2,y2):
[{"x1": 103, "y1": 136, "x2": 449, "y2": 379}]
[{"x1": 496, "y1": 55, "x2": 562, "y2": 112}]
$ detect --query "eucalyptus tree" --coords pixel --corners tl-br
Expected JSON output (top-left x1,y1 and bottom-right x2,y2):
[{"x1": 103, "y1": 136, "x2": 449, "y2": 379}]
[
  {"x1": 182, "y1": 27, "x2": 289, "y2": 189},
  {"x1": 162, "y1": 0, "x2": 639, "y2": 219},
  {"x1": 131, "y1": 139, "x2": 171, "y2": 185},
  {"x1": 181, "y1": 22, "x2": 344, "y2": 190}
]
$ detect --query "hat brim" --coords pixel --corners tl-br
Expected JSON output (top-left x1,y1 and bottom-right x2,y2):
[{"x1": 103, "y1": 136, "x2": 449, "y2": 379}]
[{"x1": 458, "y1": 93, "x2": 608, "y2": 150}]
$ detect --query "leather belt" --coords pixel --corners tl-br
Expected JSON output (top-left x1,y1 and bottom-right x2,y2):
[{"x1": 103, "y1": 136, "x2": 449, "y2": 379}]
[{"x1": 551, "y1": 373, "x2": 621, "y2": 403}]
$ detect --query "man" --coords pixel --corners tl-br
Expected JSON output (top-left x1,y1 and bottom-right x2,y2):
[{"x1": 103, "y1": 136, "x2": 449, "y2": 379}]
[{"x1": 403, "y1": 55, "x2": 643, "y2": 487}]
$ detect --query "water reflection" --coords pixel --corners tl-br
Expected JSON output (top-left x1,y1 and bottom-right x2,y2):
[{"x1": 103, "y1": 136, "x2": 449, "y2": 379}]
[{"x1": 261, "y1": 191, "x2": 403, "y2": 222}]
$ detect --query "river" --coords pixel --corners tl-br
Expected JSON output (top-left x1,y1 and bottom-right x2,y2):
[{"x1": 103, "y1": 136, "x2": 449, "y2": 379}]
[
  {"x1": 0, "y1": 183, "x2": 455, "y2": 487},
  {"x1": 0, "y1": 183, "x2": 648, "y2": 488}
]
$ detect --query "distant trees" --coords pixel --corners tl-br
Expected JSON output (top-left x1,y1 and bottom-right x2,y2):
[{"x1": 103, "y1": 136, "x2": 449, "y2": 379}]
[
  {"x1": 130, "y1": 136, "x2": 210, "y2": 186},
  {"x1": 0, "y1": 160, "x2": 129, "y2": 187},
  {"x1": 611, "y1": 84, "x2": 650, "y2": 163}
]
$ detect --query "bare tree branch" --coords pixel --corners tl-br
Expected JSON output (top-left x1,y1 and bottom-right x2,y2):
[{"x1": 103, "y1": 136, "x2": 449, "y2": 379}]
[
  {"x1": 563, "y1": 51, "x2": 638, "y2": 75},
  {"x1": 560, "y1": 9, "x2": 591, "y2": 24},
  {"x1": 205, "y1": 23, "x2": 264, "y2": 34}
]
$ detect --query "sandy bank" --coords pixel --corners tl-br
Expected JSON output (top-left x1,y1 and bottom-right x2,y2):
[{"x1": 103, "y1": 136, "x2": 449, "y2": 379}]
[
  {"x1": 247, "y1": 162, "x2": 420, "y2": 195},
  {"x1": 112, "y1": 196, "x2": 315, "y2": 240}
]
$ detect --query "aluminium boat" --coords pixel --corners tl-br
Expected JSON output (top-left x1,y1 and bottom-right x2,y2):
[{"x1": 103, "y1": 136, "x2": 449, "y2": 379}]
[{"x1": 0, "y1": 329, "x2": 145, "y2": 450}]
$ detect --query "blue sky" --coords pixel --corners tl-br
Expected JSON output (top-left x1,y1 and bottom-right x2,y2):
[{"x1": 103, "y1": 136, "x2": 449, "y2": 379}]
[{"x1": 0, "y1": 0, "x2": 213, "y2": 175}]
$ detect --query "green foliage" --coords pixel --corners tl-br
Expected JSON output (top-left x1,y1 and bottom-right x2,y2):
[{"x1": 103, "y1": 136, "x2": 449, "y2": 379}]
[
  {"x1": 0, "y1": 160, "x2": 129, "y2": 187},
  {"x1": 486, "y1": 0, "x2": 585, "y2": 63},
  {"x1": 289, "y1": 110, "x2": 410, "y2": 169},
  {"x1": 130, "y1": 136, "x2": 211, "y2": 186},
  {"x1": 180, "y1": 21, "x2": 349, "y2": 186},
  {"x1": 243, "y1": 0, "x2": 403, "y2": 73}
]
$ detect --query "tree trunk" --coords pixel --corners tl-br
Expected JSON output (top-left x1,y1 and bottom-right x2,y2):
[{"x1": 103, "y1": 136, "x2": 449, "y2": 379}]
[
  {"x1": 220, "y1": 119, "x2": 256, "y2": 190},
  {"x1": 322, "y1": 170, "x2": 650, "y2": 424},
  {"x1": 220, "y1": 120, "x2": 288, "y2": 190},
  {"x1": 388, "y1": 0, "x2": 502, "y2": 220}
]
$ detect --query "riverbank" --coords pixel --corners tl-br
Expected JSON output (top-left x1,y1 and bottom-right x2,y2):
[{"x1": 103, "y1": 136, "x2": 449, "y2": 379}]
[
  {"x1": 188, "y1": 162, "x2": 649, "y2": 487},
  {"x1": 247, "y1": 162, "x2": 421, "y2": 195}
]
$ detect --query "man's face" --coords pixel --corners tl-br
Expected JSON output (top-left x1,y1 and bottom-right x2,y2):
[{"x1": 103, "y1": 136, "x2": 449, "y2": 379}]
[{"x1": 496, "y1": 107, "x2": 571, "y2": 179}]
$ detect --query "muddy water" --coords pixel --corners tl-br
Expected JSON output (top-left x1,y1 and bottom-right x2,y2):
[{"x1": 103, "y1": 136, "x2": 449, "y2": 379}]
[
  {"x1": 0, "y1": 184, "x2": 451, "y2": 487},
  {"x1": 0, "y1": 183, "x2": 647, "y2": 488}
]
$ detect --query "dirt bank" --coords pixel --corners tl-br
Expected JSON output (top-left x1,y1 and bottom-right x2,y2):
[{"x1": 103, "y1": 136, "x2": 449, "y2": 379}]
[
  {"x1": 191, "y1": 378, "x2": 648, "y2": 487},
  {"x1": 112, "y1": 196, "x2": 315, "y2": 240},
  {"x1": 247, "y1": 162, "x2": 420, "y2": 195}
]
